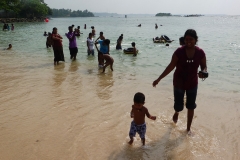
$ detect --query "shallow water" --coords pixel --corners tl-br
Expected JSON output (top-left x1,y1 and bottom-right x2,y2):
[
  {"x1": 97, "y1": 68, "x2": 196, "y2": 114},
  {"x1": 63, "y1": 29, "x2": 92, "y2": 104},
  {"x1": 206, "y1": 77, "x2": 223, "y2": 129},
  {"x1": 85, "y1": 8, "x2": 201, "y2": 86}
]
[{"x1": 0, "y1": 16, "x2": 239, "y2": 160}]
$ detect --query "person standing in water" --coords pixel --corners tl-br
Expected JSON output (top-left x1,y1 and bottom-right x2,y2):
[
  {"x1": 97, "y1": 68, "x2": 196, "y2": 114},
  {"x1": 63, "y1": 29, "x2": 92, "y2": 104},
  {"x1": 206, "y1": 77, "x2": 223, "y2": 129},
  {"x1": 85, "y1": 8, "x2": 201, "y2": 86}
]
[
  {"x1": 52, "y1": 27, "x2": 65, "y2": 65},
  {"x1": 152, "y1": 29, "x2": 207, "y2": 134},
  {"x1": 132, "y1": 42, "x2": 137, "y2": 57},
  {"x1": 95, "y1": 31, "x2": 105, "y2": 42},
  {"x1": 91, "y1": 26, "x2": 96, "y2": 36},
  {"x1": 11, "y1": 24, "x2": 14, "y2": 31},
  {"x1": 66, "y1": 26, "x2": 78, "y2": 60},
  {"x1": 116, "y1": 34, "x2": 123, "y2": 50},
  {"x1": 155, "y1": 23, "x2": 158, "y2": 29},
  {"x1": 84, "y1": 24, "x2": 86, "y2": 29},
  {"x1": 87, "y1": 33, "x2": 95, "y2": 56},
  {"x1": 46, "y1": 32, "x2": 53, "y2": 48}
]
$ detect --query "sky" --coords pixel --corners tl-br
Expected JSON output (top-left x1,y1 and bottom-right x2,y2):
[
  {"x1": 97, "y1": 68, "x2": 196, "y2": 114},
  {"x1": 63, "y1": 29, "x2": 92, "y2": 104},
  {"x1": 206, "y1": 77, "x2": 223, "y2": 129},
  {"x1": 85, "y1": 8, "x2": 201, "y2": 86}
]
[{"x1": 44, "y1": 0, "x2": 240, "y2": 15}]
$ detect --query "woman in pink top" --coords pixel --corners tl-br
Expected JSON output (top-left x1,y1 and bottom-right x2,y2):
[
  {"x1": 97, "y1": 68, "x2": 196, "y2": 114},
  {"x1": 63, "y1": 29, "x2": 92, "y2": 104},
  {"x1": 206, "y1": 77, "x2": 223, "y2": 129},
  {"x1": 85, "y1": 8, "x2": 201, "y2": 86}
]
[{"x1": 152, "y1": 29, "x2": 207, "y2": 133}]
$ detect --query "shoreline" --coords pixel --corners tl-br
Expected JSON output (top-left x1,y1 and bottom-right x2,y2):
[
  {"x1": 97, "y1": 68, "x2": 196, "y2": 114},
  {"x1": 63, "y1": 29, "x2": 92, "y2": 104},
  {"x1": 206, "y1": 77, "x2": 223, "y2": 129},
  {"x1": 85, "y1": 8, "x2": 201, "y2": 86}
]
[{"x1": 0, "y1": 17, "x2": 46, "y2": 23}]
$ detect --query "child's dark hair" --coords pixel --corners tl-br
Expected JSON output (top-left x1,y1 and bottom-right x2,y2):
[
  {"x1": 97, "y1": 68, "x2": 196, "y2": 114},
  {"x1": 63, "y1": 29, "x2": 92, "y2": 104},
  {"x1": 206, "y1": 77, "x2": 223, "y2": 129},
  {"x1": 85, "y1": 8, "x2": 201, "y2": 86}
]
[
  {"x1": 134, "y1": 92, "x2": 145, "y2": 104},
  {"x1": 184, "y1": 29, "x2": 198, "y2": 42},
  {"x1": 100, "y1": 31, "x2": 103, "y2": 35},
  {"x1": 131, "y1": 42, "x2": 135, "y2": 47}
]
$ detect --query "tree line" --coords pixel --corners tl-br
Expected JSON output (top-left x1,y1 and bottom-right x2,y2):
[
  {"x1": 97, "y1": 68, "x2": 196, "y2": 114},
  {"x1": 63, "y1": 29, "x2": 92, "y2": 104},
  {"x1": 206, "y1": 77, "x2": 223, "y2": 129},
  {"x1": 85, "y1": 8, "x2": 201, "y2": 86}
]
[
  {"x1": 51, "y1": 9, "x2": 94, "y2": 17},
  {"x1": 0, "y1": 0, "x2": 52, "y2": 18},
  {"x1": 0, "y1": 0, "x2": 94, "y2": 18},
  {"x1": 155, "y1": 13, "x2": 172, "y2": 16}
]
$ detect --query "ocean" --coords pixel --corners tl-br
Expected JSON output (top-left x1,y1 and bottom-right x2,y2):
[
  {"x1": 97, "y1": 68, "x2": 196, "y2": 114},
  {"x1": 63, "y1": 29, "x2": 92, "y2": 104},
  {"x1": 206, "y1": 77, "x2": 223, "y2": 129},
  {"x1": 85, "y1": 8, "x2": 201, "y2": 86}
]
[{"x1": 0, "y1": 16, "x2": 239, "y2": 160}]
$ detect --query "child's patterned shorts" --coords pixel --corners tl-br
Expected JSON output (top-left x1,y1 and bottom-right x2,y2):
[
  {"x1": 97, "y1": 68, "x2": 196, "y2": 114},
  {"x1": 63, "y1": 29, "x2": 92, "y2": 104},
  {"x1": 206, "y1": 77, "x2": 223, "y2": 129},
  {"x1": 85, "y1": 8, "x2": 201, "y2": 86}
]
[{"x1": 129, "y1": 121, "x2": 146, "y2": 139}]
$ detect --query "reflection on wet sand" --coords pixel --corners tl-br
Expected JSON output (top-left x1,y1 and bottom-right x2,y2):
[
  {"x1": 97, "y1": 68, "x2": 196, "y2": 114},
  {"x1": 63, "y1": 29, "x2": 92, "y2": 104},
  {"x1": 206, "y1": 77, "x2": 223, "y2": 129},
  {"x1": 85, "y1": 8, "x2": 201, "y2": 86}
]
[
  {"x1": 96, "y1": 71, "x2": 114, "y2": 100},
  {"x1": 68, "y1": 61, "x2": 80, "y2": 73},
  {"x1": 53, "y1": 63, "x2": 66, "y2": 87}
]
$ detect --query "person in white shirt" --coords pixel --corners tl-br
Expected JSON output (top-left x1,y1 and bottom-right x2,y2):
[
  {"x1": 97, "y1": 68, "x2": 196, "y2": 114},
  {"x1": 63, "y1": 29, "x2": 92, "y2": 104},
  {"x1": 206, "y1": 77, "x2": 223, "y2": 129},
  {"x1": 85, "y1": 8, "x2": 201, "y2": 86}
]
[{"x1": 87, "y1": 33, "x2": 94, "y2": 56}]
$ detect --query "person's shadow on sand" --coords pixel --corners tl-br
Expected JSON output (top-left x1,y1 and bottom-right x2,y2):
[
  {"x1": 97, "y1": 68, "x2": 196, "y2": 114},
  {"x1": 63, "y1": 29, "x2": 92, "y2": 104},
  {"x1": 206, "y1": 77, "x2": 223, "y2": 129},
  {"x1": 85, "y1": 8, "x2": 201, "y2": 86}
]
[{"x1": 108, "y1": 124, "x2": 188, "y2": 160}]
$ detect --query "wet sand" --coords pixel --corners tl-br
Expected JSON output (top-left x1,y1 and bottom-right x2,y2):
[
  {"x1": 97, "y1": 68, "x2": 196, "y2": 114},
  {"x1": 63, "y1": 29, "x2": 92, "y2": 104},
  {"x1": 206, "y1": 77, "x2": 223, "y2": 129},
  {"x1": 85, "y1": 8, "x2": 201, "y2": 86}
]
[{"x1": 0, "y1": 51, "x2": 239, "y2": 160}]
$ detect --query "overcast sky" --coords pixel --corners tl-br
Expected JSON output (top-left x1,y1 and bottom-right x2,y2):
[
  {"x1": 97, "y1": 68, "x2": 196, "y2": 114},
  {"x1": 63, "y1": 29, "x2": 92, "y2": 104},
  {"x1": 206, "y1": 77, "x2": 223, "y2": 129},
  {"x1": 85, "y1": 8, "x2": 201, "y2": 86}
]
[{"x1": 44, "y1": 0, "x2": 240, "y2": 15}]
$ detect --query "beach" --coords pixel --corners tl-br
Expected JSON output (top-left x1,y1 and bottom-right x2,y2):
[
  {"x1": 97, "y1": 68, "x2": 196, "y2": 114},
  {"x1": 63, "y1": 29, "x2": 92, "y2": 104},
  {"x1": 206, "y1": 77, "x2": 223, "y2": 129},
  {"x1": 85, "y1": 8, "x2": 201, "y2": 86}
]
[{"x1": 0, "y1": 16, "x2": 239, "y2": 160}]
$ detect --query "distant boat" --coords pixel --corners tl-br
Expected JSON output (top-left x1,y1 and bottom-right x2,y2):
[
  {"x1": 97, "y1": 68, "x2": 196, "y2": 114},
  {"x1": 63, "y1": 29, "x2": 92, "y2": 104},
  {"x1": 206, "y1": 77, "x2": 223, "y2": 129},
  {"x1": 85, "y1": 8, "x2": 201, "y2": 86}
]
[{"x1": 184, "y1": 14, "x2": 204, "y2": 17}]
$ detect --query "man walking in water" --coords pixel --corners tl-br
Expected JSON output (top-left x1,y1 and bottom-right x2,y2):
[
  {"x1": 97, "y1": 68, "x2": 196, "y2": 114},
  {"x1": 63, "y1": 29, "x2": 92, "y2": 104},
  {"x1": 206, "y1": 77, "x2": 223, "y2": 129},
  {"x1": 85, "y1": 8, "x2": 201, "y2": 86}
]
[{"x1": 66, "y1": 26, "x2": 78, "y2": 60}]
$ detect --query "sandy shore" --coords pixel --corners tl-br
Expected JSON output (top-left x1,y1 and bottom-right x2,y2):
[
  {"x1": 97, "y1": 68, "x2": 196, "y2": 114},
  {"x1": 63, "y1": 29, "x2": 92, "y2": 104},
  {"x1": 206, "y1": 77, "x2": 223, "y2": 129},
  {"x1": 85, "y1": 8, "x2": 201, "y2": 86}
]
[{"x1": 0, "y1": 51, "x2": 239, "y2": 160}]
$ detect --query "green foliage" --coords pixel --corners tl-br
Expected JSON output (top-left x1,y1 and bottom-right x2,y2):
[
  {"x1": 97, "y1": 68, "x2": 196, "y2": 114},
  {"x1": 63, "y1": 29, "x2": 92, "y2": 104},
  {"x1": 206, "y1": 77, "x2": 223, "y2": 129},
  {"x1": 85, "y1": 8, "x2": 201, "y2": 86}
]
[
  {"x1": 51, "y1": 8, "x2": 94, "y2": 17},
  {"x1": 0, "y1": 0, "x2": 21, "y2": 12},
  {"x1": 19, "y1": 0, "x2": 49, "y2": 17},
  {"x1": 155, "y1": 13, "x2": 172, "y2": 16},
  {"x1": 1, "y1": 0, "x2": 50, "y2": 18}
]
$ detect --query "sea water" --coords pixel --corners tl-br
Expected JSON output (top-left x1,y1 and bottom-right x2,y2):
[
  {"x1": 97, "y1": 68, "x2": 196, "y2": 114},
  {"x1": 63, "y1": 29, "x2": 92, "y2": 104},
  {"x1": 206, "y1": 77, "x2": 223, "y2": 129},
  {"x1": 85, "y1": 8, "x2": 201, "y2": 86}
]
[{"x1": 0, "y1": 16, "x2": 239, "y2": 160}]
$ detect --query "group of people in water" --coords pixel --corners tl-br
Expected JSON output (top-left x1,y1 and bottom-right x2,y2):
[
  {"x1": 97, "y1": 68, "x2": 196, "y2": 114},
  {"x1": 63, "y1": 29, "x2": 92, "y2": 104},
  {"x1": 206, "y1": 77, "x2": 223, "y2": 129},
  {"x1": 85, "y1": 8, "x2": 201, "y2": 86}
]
[
  {"x1": 44, "y1": 24, "x2": 138, "y2": 72},
  {"x1": 2, "y1": 23, "x2": 14, "y2": 50},
  {"x1": 43, "y1": 26, "x2": 208, "y2": 144},
  {"x1": 2, "y1": 23, "x2": 14, "y2": 31}
]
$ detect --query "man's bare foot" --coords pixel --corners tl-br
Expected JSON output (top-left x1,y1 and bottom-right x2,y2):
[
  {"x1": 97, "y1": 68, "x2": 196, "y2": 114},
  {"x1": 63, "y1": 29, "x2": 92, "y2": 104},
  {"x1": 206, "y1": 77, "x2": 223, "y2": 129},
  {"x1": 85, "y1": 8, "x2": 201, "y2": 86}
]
[
  {"x1": 128, "y1": 139, "x2": 133, "y2": 145},
  {"x1": 172, "y1": 112, "x2": 179, "y2": 123}
]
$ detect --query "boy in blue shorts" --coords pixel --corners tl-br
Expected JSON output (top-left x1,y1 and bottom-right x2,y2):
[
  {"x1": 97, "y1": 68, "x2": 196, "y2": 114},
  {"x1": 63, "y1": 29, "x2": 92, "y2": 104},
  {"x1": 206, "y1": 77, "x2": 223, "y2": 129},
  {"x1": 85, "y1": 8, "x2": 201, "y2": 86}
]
[{"x1": 129, "y1": 92, "x2": 156, "y2": 146}]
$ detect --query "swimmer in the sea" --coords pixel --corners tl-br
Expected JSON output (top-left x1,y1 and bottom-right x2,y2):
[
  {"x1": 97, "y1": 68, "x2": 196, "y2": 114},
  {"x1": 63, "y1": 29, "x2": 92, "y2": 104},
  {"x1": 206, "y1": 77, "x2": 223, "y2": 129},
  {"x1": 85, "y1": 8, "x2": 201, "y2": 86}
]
[{"x1": 6, "y1": 44, "x2": 12, "y2": 50}]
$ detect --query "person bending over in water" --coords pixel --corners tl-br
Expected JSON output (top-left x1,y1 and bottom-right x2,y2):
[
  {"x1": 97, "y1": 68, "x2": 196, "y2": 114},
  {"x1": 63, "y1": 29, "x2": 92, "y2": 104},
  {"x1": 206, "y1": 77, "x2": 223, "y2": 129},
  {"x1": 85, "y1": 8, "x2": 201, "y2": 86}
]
[
  {"x1": 138, "y1": 24, "x2": 141, "y2": 27},
  {"x1": 95, "y1": 42, "x2": 114, "y2": 73},
  {"x1": 95, "y1": 39, "x2": 110, "y2": 67},
  {"x1": 152, "y1": 29, "x2": 207, "y2": 134},
  {"x1": 128, "y1": 92, "x2": 156, "y2": 146},
  {"x1": 95, "y1": 31, "x2": 105, "y2": 42}
]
